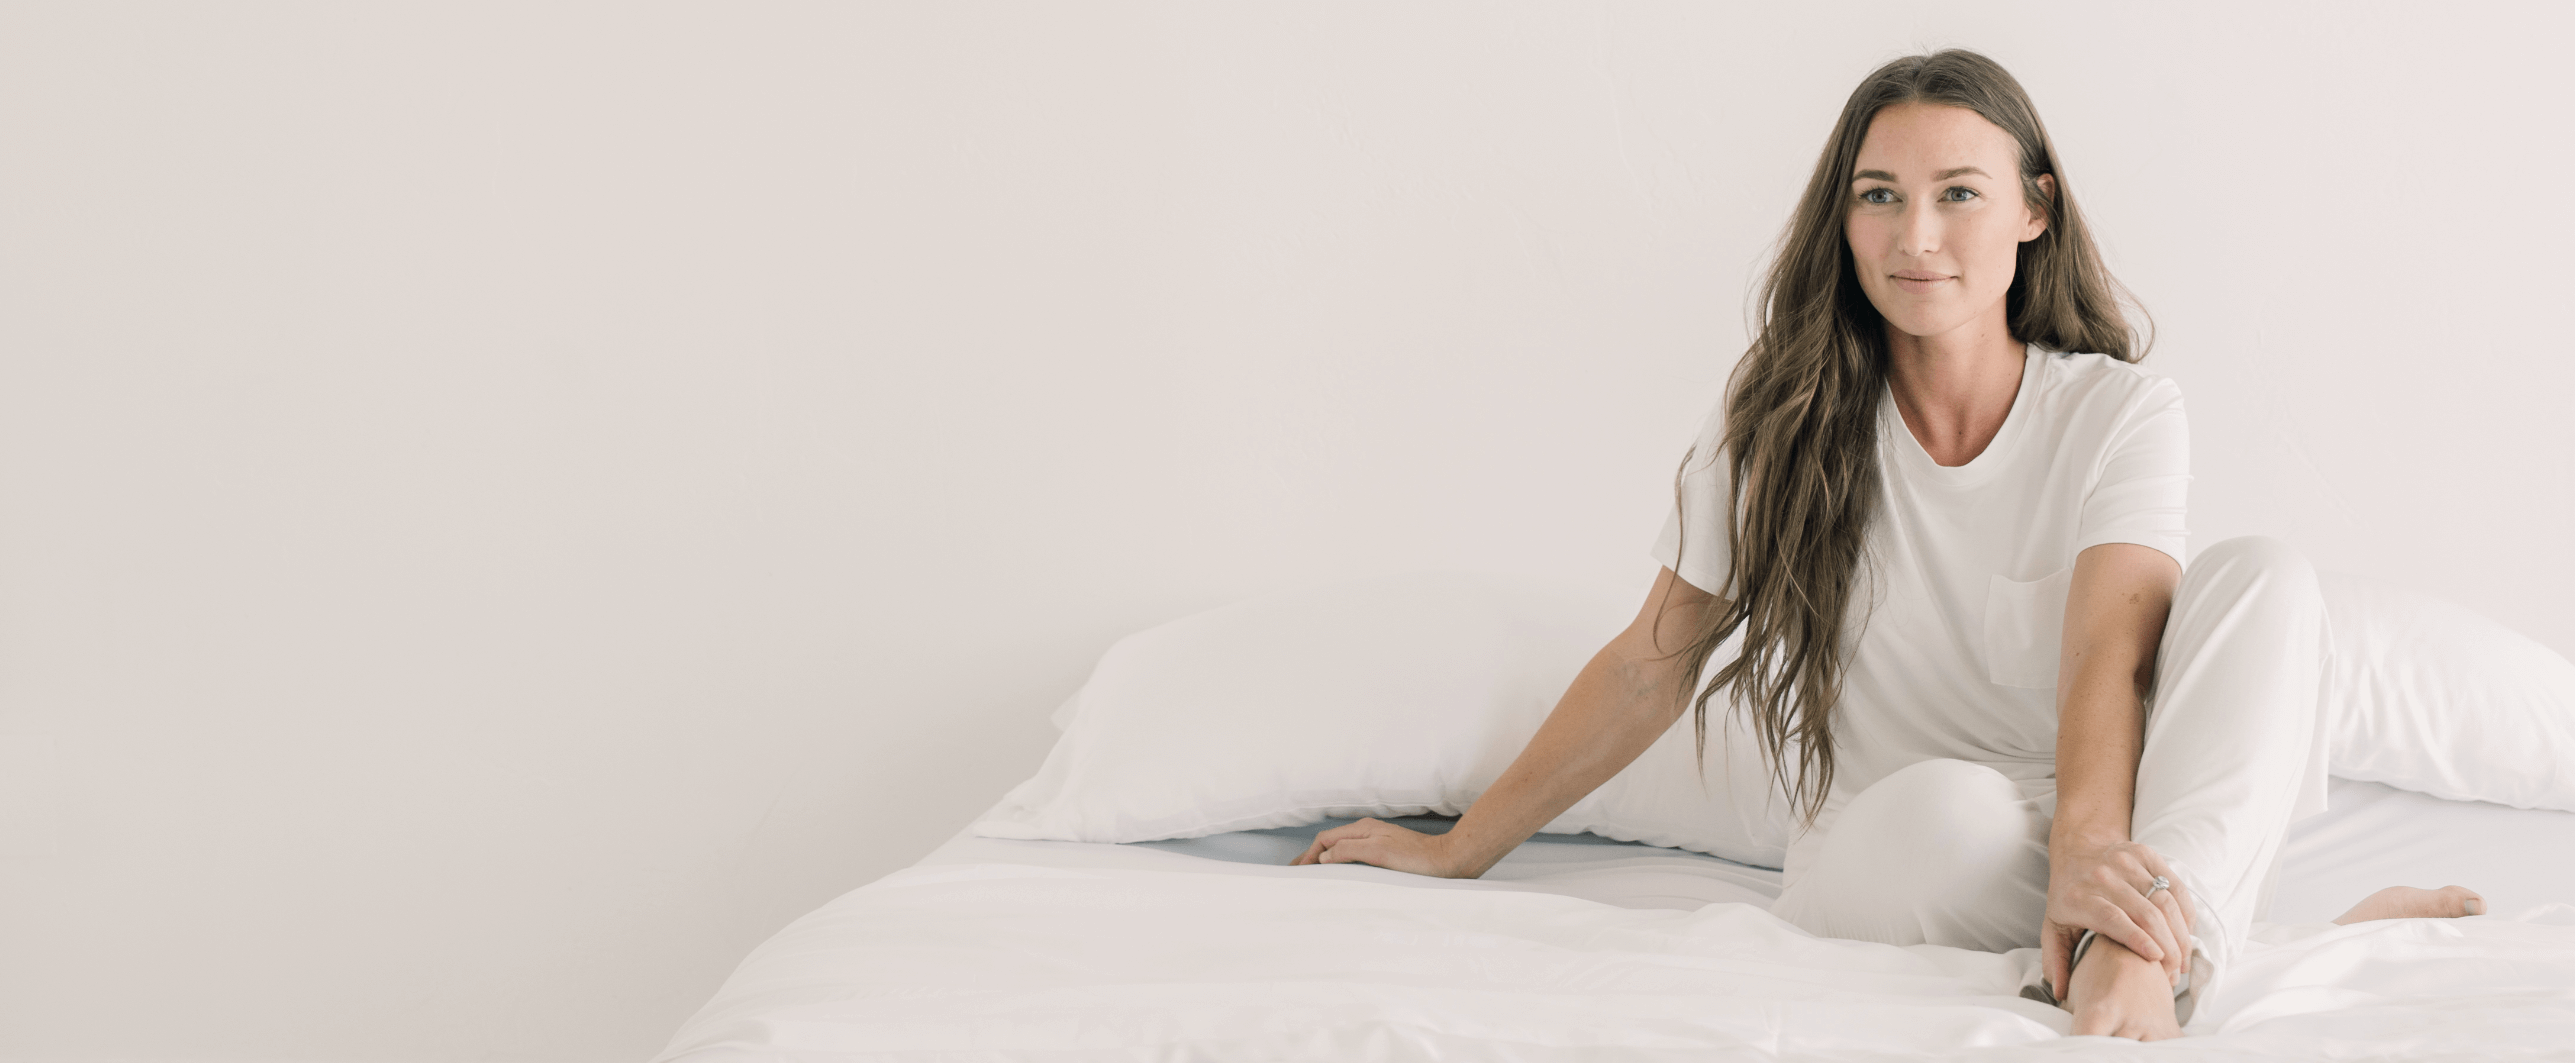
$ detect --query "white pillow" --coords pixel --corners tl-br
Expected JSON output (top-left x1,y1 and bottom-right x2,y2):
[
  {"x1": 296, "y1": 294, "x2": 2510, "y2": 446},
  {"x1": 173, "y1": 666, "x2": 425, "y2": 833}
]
[
  {"x1": 2321, "y1": 571, "x2": 2575, "y2": 812},
  {"x1": 974, "y1": 570, "x2": 1795, "y2": 869}
]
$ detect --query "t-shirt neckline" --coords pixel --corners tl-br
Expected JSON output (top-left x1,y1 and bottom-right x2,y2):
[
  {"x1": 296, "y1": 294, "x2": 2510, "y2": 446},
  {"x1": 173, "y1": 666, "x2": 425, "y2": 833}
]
[{"x1": 1881, "y1": 344, "x2": 2046, "y2": 487}]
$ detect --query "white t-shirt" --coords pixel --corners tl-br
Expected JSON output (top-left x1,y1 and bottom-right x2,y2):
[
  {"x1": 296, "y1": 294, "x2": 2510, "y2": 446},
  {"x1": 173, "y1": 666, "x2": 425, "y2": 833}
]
[{"x1": 1650, "y1": 345, "x2": 2190, "y2": 802}]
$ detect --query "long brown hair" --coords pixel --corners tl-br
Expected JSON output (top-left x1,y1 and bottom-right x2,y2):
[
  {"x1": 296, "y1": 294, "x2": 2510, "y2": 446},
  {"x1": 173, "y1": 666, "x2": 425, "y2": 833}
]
[{"x1": 1667, "y1": 50, "x2": 2148, "y2": 824}]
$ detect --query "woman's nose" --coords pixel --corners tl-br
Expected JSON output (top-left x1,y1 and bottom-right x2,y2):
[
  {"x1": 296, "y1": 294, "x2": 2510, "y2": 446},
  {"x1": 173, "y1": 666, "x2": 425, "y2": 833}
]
[{"x1": 1900, "y1": 202, "x2": 1940, "y2": 257}]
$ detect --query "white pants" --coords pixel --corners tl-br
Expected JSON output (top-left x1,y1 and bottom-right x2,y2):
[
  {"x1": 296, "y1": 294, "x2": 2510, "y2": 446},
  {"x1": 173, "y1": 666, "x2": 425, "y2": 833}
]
[{"x1": 1766, "y1": 536, "x2": 2331, "y2": 1017}]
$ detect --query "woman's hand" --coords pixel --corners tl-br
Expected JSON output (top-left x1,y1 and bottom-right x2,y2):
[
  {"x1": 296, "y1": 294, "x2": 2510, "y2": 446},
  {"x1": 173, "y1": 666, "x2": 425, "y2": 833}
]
[
  {"x1": 2042, "y1": 836, "x2": 2197, "y2": 1001},
  {"x1": 1289, "y1": 817, "x2": 1471, "y2": 877},
  {"x1": 1285, "y1": 567, "x2": 1720, "y2": 882}
]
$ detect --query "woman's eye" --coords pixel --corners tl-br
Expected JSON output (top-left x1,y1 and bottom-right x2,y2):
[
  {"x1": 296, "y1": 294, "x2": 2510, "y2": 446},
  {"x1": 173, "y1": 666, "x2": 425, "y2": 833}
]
[
  {"x1": 1942, "y1": 186, "x2": 1980, "y2": 202},
  {"x1": 1860, "y1": 188, "x2": 1896, "y2": 205}
]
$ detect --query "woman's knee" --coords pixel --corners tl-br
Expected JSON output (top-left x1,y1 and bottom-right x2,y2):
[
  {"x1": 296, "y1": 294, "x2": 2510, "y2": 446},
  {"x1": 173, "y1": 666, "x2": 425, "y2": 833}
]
[
  {"x1": 1843, "y1": 761, "x2": 2039, "y2": 869},
  {"x1": 2186, "y1": 536, "x2": 2316, "y2": 592},
  {"x1": 1779, "y1": 759, "x2": 2050, "y2": 950},
  {"x1": 2174, "y1": 536, "x2": 2324, "y2": 640},
  {"x1": 1861, "y1": 758, "x2": 2015, "y2": 807}
]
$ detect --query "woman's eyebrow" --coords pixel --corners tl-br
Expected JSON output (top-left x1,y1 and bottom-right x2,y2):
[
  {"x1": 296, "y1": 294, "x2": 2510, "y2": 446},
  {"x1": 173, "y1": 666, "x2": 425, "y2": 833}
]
[{"x1": 1850, "y1": 166, "x2": 1993, "y2": 183}]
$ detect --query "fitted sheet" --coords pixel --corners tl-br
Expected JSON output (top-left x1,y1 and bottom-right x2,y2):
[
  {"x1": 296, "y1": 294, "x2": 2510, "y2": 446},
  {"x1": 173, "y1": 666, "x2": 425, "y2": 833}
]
[{"x1": 659, "y1": 779, "x2": 2575, "y2": 1060}]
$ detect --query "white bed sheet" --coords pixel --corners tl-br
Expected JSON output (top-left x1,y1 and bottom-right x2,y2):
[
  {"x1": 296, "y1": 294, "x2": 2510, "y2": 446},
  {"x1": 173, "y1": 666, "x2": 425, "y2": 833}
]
[
  {"x1": 659, "y1": 780, "x2": 2575, "y2": 1060},
  {"x1": 2270, "y1": 778, "x2": 2575, "y2": 923}
]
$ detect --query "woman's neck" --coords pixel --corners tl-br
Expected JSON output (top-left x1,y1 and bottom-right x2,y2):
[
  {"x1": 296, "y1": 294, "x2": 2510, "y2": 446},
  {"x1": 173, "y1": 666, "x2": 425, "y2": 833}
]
[{"x1": 1884, "y1": 316, "x2": 2027, "y2": 468}]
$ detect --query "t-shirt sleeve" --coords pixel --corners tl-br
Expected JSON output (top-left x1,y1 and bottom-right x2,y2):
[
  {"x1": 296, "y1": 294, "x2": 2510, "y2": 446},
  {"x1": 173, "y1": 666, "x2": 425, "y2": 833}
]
[
  {"x1": 1649, "y1": 397, "x2": 1736, "y2": 598},
  {"x1": 2074, "y1": 376, "x2": 2190, "y2": 569}
]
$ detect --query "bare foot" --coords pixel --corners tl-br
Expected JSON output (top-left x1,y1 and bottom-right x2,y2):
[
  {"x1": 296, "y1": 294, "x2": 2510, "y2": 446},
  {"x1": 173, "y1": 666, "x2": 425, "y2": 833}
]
[
  {"x1": 2334, "y1": 884, "x2": 2485, "y2": 924},
  {"x1": 2064, "y1": 935, "x2": 2181, "y2": 1041}
]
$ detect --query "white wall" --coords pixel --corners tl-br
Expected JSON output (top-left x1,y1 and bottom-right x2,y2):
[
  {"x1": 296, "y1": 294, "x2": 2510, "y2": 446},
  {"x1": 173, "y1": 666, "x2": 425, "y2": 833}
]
[{"x1": 2, "y1": 2, "x2": 2566, "y2": 1060}]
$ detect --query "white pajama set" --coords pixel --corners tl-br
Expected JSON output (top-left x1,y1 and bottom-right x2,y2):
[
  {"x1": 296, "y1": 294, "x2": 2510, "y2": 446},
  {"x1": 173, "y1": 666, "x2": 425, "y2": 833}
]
[{"x1": 1651, "y1": 346, "x2": 2331, "y2": 1022}]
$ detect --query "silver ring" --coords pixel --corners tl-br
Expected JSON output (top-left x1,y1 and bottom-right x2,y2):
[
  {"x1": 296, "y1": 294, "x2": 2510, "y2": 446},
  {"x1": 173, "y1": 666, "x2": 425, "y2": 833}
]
[{"x1": 2146, "y1": 875, "x2": 2171, "y2": 898}]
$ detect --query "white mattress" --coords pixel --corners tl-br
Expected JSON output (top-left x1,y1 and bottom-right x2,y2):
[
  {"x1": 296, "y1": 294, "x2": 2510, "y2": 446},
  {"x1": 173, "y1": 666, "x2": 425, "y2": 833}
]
[{"x1": 658, "y1": 779, "x2": 2575, "y2": 1060}]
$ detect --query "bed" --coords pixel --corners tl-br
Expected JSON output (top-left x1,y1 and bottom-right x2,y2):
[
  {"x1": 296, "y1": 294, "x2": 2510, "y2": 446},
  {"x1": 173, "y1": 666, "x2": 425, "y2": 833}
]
[
  {"x1": 655, "y1": 572, "x2": 2575, "y2": 1060},
  {"x1": 655, "y1": 779, "x2": 2575, "y2": 1059}
]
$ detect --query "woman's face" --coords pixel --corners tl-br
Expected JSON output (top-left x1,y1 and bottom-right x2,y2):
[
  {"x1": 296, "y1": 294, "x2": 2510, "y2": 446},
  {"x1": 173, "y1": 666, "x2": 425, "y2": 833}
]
[{"x1": 1844, "y1": 102, "x2": 2052, "y2": 344}]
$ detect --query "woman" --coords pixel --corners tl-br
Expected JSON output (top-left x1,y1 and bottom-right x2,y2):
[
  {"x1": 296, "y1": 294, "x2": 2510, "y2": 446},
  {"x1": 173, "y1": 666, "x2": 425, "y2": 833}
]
[{"x1": 1290, "y1": 50, "x2": 2480, "y2": 1041}]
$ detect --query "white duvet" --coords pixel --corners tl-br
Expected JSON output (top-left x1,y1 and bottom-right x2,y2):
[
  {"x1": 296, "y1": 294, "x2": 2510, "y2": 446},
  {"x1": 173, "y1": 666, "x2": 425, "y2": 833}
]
[{"x1": 659, "y1": 859, "x2": 2575, "y2": 1061}]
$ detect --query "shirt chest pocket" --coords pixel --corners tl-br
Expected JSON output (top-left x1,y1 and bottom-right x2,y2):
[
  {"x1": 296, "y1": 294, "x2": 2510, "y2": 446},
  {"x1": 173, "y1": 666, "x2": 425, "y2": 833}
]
[{"x1": 1983, "y1": 568, "x2": 2074, "y2": 690}]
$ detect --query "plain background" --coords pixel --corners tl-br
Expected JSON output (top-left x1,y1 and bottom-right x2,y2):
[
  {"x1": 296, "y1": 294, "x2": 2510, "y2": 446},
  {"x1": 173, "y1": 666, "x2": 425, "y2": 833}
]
[{"x1": 3, "y1": 2, "x2": 2569, "y2": 1060}]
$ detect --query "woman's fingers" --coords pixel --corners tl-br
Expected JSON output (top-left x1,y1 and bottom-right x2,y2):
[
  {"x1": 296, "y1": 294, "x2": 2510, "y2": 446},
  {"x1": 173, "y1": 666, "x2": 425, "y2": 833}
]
[
  {"x1": 2148, "y1": 887, "x2": 2191, "y2": 983},
  {"x1": 1290, "y1": 818, "x2": 1379, "y2": 866},
  {"x1": 2133, "y1": 850, "x2": 2197, "y2": 984},
  {"x1": 2141, "y1": 851, "x2": 2198, "y2": 931},
  {"x1": 2045, "y1": 841, "x2": 2202, "y2": 993},
  {"x1": 2125, "y1": 890, "x2": 2179, "y2": 983},
  {"x1": 2041, "y1": 921, "x2": 2077, "y2": 1001},
  {"x1": 1293, "y1": 818, "x2": 1477, "y2": 877},
  {"x1": 2131, "y1": 892, "x2": 2183, "y2": 979},
  {"x1": 1295, "y1": 818, "x2": 1419, "y2": 869},
  {"x1": 1321, "y1": 831, "x2": 1422, "y2": 870},
  {"x1": 2098, "y1": 846, "x2": 2190, "y2": 977},
  {"x1": 2090, "y1": 896, "x2": 2168, "y2": 966}
]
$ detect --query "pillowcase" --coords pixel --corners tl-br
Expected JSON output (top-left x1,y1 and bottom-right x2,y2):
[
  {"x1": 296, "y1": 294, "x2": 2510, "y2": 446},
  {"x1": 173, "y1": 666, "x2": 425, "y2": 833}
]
[
  {"x1": 973, "y1": 570, "x2": 1795, "y2": 869},
  {"x1": 2321, "y1": 570, "x2": 2575, "y2": 812}
]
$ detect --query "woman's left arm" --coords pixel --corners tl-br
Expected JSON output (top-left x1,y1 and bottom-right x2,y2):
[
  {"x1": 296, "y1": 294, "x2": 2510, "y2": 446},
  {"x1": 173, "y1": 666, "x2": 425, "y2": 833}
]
[{"x1": 2043, "y1": 541, "x2": 2194, "y2": 1000}]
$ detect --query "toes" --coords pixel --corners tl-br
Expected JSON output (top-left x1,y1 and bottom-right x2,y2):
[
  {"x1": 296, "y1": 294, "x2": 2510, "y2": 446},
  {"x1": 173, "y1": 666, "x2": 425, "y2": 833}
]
[
  {"x1": 2441, "y1": 885, "x2": 2486, "y2": 918},
  {"x1": 2338, "y1": 885, "x2": 2488, "y2": 924}
]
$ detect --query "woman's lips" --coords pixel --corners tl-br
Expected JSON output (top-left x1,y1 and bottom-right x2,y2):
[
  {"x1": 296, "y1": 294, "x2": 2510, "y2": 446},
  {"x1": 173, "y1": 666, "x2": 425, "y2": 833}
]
[{"x1": 1891, "y1": 271, "x2": 1951, "y2": 295}]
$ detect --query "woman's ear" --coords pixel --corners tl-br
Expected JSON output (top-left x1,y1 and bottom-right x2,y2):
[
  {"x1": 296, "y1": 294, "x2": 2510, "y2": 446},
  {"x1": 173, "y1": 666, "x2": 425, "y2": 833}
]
[{"x1": 2023, "y1": 173, "x2": 2056, "y2": 242}]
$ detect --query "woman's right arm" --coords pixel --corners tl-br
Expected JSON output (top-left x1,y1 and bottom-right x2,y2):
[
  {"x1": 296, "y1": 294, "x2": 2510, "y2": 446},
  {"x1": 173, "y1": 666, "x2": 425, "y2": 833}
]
[{"x1": 1289, "y1": 565, "x2": 1726, "y2": 876}]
